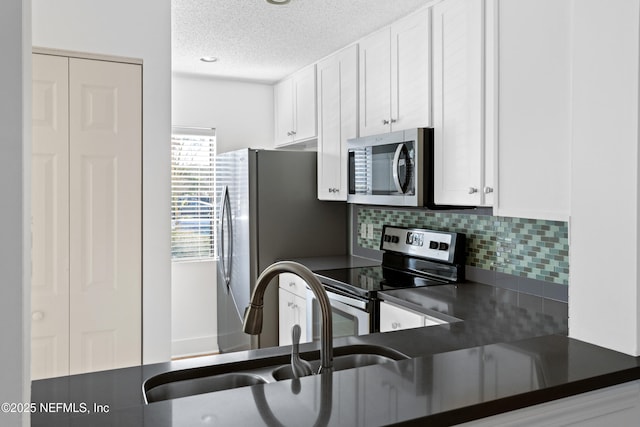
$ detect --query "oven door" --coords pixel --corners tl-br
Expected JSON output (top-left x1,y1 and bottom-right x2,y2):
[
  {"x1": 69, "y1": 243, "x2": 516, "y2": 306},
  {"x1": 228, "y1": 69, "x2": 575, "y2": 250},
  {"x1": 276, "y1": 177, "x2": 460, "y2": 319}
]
[{"x1": 306, "y1": 287, "x2": 370, "y2": 342}]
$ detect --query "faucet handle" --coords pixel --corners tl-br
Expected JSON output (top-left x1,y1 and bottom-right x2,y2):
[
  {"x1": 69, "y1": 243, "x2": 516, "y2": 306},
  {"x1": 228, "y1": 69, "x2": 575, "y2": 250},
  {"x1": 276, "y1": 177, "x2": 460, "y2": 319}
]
[{"x1": 291, "y1": 324, "x2": 313, "y2": 378}]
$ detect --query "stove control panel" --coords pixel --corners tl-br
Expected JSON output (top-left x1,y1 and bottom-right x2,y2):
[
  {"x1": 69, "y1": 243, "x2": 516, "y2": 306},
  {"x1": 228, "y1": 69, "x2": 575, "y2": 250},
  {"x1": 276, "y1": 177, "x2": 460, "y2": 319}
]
[{"x1": 380, "y1": 225, "x2": 463, "y2": 264}]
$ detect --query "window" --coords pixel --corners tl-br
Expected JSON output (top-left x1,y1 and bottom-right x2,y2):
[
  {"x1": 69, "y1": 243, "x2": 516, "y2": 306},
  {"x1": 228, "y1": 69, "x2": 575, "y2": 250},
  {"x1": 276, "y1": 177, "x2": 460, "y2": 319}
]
[{"x1": 171, "y1": 127, "x2": 216, "y2": 260}]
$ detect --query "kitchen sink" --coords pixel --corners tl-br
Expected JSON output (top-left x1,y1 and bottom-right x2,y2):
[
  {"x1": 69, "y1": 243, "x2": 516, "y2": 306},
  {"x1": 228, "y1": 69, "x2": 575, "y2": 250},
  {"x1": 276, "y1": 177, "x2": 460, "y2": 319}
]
[
  {"x1": 143, "y1": 344, "x2": 409, "y2": 403},
  {"x1": 272, "y1": 353, "x2": 400, "y2": 381},
  {"x1": 145, "y1": 372, "x2": 268, "y2": 403}
]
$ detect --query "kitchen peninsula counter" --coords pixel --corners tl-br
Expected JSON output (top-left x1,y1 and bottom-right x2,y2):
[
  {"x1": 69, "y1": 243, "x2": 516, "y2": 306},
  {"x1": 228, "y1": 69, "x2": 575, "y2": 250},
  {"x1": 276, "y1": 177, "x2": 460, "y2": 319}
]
[{"x1": 30, "y1": 281, "x2": 640, "y2": 426}]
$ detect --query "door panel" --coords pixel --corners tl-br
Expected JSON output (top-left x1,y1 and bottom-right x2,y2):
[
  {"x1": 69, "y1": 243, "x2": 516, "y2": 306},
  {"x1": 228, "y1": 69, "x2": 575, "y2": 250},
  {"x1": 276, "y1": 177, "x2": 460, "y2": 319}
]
[
  {"x1": 31, "y1": 53, "x2": 70, "y2": 380},
  {"x1": 360, "y1": 28, "x2": 392, "y2": 137},
  {"x1": 69, "y1": 58, "x2": 142, "y2": 374},
  {"x1": 392, "y1": 8, "x2": 431, "y2": 129}
]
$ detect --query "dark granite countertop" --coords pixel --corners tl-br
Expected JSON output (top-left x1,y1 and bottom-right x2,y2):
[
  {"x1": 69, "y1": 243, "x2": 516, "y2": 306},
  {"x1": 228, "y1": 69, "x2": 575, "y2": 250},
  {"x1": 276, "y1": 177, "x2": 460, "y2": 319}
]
[{"x1": 29, "y1": 270, "x2": 640, "y2": 426}]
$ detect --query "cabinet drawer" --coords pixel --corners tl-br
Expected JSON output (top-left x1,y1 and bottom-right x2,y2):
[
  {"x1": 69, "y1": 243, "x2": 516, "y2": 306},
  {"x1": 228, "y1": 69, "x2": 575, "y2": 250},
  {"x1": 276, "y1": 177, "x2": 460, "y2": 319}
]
[
  {"x1": 379, "y1": 301, "x2": 425, "y2": 332},
  {"x1": 279, "y1": 272, "x2": 307, "y2": 298}
]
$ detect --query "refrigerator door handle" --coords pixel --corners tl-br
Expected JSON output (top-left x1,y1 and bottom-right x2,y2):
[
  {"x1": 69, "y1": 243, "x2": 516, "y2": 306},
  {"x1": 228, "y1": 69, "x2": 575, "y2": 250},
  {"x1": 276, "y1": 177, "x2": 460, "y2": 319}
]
[{"x1": 219, "y1": 186, "x2": 233, "y2": 291}]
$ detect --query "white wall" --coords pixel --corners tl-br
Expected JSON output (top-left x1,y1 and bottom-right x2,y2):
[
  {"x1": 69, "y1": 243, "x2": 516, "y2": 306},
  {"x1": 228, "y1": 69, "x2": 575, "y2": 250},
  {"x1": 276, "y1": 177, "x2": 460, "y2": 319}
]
[
  {"x1": 171, "y1": 74, "x2": 273, "y2": 356},
  {"x1": 31, "y1": 0, "x2": 172, "y2": 363},
  {"x1": 570, "y1": 0, "x2": 640, "y2": 356},
  {"x1": 172, "y1": 73, "x2": 275, "y2": 153},
  {"x1": 0, "y1": 1, "x2": 31, "y2": 425},
  {"x1": 171, "y1": 261, "x2": 218, "y2": 357}
]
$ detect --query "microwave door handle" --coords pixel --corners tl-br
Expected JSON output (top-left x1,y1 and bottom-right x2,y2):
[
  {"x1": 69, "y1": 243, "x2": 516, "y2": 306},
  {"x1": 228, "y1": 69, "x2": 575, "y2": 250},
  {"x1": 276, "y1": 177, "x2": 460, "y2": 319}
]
[{"x1": 392, "y1": 143, "x2": 408, "y2": 194}]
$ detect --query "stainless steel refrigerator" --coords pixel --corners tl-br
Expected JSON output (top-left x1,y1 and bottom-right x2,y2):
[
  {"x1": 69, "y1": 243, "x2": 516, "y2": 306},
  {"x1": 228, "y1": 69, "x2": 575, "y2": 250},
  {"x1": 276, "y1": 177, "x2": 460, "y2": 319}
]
[{"x1": 216, "y1": 149, "x2": 347, "y2": 352}]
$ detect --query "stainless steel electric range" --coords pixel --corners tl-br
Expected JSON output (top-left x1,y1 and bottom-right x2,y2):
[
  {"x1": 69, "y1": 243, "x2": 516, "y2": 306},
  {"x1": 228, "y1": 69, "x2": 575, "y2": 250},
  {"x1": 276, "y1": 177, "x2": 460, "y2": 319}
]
[{"x1": 306, "y1": 225, "x2": 466, "y2": 342}]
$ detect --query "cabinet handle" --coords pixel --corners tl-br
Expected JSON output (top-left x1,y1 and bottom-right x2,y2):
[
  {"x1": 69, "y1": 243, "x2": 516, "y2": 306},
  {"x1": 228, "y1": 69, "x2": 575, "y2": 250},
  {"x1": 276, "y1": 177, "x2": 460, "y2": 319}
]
[
  {"x1": 287, "y1": 131, "x2": 292, "y2": 136},
  {"x1": 291, "y1": 130, "x2": 297, "y2": 135},
  {"x1": 484, "y1": 186, "x2": 494, "y2": 194},
  {"x1": 391, "y1": 119, "x2": 397, "y2": 123},
  {"x1": 32, "y1": 311, "x2": 44, "y2": 321},
  {"x1": 328, "y1": 188, "x2": 339, "y2": 193},
  {"x1": 392, "y1": 322, "x2": 401, "y2": 330},
  {"x1": 289, "y1": 282, "x2": 296, "y2": 287},
  {"x1": 468, "y1": 187, "x2": 479, "y2": 194},
  {"x1": 382, "y1": 119, "x2": 390, "y2": 125}
]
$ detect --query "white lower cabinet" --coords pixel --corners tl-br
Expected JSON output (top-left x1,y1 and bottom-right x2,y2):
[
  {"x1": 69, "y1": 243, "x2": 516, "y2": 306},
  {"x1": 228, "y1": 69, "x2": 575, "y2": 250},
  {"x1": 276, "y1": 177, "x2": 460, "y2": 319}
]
[
  {"x1": 379, "y1": 301, "x2": 446, "y2": 332},
  {"x1": 278, "y1": 273, "x2": 308, "y2": 346}
]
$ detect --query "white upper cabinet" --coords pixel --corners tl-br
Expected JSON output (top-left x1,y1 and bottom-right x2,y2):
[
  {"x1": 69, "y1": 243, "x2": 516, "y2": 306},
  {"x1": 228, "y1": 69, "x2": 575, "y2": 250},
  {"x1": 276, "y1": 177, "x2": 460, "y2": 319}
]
[
  {"x1": 274, "y1": 64, "x2": 317, "y2": 147},
  {"x1": 359, "y1": 8, "x2": 431, "y2": 137},
  {"x1": 432, "y1": 0, "x2": 486, "y2": 206},
  {"x1": 493, "y1": 0, "x2": 571, "y2": 221},
  {"x1": 317, "y1": 44, "x2": 358, "y2": 201}
]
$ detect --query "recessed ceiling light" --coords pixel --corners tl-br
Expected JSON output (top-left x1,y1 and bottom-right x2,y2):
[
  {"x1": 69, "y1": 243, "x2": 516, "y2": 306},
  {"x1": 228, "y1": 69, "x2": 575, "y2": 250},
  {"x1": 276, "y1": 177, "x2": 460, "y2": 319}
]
[
  {"x1": 266, "y1": 0, "x2": 290, "y2": 4},
  {"x1": 200, "y1": 56, "x2": 218, "y2": 63}
]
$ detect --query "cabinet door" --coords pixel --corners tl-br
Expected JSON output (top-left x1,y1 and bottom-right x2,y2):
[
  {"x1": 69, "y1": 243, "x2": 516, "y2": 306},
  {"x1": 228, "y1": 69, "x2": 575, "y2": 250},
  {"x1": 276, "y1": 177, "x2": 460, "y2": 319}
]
[
  {"x1": 68, "y1": 58, "x2": 142, "y2": 374},
  {"x1": 379, "y1": 301, "x2": 424, "y2": 332},
  {"x1": 317, "y1": 45, "x2": 358, "y2": 201},
  {"x1": 391, "y1": 8, "x2": 431, "y2": 131},
  {"x1": 494, "y1": 0, "x2": 571, "y2": 220},
  {"x1": 274, "y1": 77, "x2": 294, "y2": 145},
  {"x1": 278, "y1": 288, "x2": 307, "y2": 346},
  {"x1": 432, "y1": 0, "x2": 484, "y2": 206},
  {"x1": 293, "y1": 64, "x2": 317, "y2": 142},
  {"x1": 31, "y1": 54, "x2": 71, "y2": 380},
  {"x1": 359, "y1": 28, "x2": 392, "y2": 137}
]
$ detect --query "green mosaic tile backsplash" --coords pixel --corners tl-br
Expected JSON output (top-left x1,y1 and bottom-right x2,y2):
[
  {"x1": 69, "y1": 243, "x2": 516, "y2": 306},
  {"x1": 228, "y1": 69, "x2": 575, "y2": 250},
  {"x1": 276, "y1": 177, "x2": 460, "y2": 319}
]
[{"x1": 356, "y1": 207, "x2": 569, "y2": 286}]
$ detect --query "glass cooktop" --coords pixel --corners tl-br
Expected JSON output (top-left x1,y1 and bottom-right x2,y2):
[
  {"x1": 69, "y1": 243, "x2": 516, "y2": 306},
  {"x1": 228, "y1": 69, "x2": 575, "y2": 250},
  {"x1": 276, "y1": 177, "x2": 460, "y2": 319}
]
[{"x1": 314, "y1": 265, "x2": 447, "y2": 299}]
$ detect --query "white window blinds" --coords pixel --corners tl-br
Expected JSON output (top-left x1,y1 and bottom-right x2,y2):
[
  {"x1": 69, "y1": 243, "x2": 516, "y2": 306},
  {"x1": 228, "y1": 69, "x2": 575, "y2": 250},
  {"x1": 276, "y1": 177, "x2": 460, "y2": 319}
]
[{"x1": 171, "y1": 127, "x2": 216, "y2": 260}]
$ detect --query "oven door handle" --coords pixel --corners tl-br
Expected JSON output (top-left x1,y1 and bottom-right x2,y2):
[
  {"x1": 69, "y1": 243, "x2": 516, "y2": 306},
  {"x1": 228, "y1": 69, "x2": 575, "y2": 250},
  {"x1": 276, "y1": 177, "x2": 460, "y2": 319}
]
[{"x1": 307, "y1": 286, "x2": 368, "y2": 310}]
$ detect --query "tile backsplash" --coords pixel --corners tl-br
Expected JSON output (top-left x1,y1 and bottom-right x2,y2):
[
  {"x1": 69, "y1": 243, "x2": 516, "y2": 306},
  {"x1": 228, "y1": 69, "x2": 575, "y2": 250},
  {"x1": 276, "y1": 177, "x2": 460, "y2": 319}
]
[{"x1": 356, "y1": 207, "x2": 569, "y2": 286}]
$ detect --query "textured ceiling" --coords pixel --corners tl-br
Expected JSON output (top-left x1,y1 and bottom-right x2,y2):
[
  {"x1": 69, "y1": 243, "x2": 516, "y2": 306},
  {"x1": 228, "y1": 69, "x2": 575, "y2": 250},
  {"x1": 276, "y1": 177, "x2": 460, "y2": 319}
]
[{"x1": 172, "y1": 0, "x2": 429, "y2": 83}]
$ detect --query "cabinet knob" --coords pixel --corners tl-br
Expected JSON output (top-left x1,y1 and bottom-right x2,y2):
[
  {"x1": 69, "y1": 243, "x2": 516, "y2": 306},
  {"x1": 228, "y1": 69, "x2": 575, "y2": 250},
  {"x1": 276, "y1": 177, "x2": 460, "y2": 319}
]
[
  {"x1": 32, "y1": 311, "x2": 44, "y2": 321},
  {"x1": 382, "y1": 119, "x2": 390, "y2": 125},
  {"x1": 468, "y1": 187, "x2": 479, "y2": 194},
  {"x1": 484, "y1": 186, "x2": 494, "y2": 194},
  {"x1": 392, "y1": 322, "x2": 401, "y2": 330}
]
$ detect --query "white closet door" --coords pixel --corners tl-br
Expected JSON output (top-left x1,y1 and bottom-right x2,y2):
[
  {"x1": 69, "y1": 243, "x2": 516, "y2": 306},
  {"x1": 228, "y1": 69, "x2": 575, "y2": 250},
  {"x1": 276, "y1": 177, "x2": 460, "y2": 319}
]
[
  {"x1": 68, "y1": 58, "x2": 142, "y2": 374},
  {"x1": 31, "y1": 53, "x2": 70, "y2": 380}
]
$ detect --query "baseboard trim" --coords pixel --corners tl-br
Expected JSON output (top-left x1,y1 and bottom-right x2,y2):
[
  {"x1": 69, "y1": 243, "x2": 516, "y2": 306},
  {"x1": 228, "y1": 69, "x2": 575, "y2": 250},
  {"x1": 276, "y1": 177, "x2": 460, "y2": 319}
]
[{"x1": 171, "y1": 335, "x2": 218, "y2": 359}]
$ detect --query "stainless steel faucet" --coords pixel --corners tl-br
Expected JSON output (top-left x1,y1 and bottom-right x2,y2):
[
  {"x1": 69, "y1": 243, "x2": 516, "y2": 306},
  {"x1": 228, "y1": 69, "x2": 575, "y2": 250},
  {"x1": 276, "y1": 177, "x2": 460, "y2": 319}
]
[{"x1": 243, "y1": 261, "x2": 334, "y2": 373}]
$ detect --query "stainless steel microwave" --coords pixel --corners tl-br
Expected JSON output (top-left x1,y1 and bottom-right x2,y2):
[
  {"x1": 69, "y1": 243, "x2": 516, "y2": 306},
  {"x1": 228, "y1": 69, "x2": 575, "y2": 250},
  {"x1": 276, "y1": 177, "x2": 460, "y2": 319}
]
[{"x1": 347, "y1": 128, "x2": 431, "y2": 207}]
